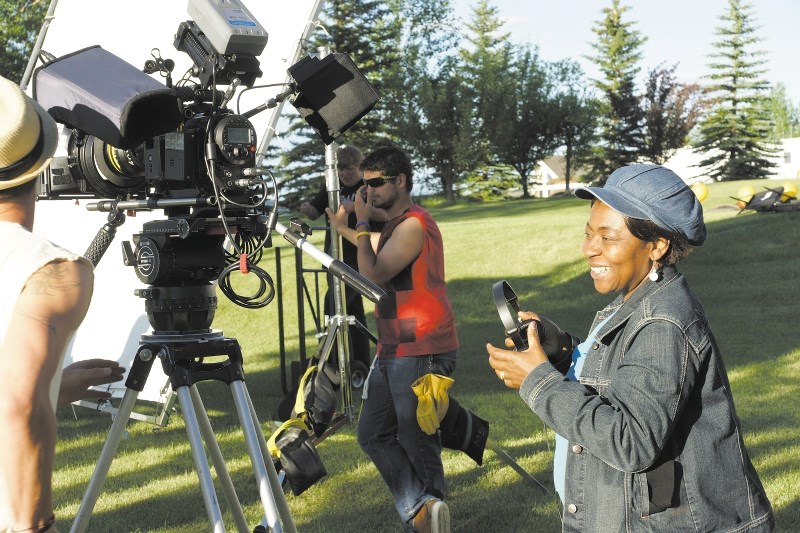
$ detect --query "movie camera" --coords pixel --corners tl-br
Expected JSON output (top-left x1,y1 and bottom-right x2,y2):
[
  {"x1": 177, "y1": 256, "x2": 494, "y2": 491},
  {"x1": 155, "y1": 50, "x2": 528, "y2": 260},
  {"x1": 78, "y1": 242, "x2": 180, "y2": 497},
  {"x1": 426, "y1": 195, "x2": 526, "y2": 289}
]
[
  {"x1": 31, "y1": 0, "x2": 379, "y2": 315},
  {"x1": 34, "y1": 0, "x2": 271, "y2": 204},
  {"x1": 492, "y1": 280, "x2": 579, "y2": 374}
]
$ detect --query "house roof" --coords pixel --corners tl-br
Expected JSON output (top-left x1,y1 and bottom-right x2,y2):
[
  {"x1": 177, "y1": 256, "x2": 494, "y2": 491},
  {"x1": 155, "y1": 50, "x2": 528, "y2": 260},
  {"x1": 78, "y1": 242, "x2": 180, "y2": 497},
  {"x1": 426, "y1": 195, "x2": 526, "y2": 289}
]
[{"x1": 538, "y1": 156, "x2": 590, "y2": 181}]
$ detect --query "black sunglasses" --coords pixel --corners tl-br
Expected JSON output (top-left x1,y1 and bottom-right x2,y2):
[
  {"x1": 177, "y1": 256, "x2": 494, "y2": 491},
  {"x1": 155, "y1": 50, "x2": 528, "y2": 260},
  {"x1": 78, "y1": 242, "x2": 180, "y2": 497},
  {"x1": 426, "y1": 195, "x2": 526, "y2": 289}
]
[{"x1": 364, "y1": 176, "x2": 397, "y2": 188}]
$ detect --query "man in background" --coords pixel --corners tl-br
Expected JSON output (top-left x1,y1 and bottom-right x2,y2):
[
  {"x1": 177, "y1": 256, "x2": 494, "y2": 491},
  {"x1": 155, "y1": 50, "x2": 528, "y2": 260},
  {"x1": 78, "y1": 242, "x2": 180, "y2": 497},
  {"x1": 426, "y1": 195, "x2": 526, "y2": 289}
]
[
  {"x1": 327, "y1": 145, "x2": 458, "y2": 533},
  {"x1": 299, "y1": 144, "x2": 373, "y2": 372}
]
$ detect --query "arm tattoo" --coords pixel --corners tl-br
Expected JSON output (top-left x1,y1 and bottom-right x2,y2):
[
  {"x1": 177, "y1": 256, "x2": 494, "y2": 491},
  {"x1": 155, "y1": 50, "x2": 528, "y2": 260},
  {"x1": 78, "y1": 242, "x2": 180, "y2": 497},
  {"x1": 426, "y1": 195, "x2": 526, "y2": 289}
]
[
  {"x1": 17, "y1": 263, "x2": 80, "y2": 334},
  {"x1": 26, "y1": 261, "x2": 81, "y2": 296}
]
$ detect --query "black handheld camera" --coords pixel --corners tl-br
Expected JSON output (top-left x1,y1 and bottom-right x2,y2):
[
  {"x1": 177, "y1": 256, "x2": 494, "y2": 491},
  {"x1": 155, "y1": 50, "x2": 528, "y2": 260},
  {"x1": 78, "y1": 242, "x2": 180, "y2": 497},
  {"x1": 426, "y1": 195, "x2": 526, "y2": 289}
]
[
  {"x1": 491, "y1": 280, "x2": 543, "y2": 351},
  {"x1": 492, "y1": 280, "x2": 579, "y2": 374}
]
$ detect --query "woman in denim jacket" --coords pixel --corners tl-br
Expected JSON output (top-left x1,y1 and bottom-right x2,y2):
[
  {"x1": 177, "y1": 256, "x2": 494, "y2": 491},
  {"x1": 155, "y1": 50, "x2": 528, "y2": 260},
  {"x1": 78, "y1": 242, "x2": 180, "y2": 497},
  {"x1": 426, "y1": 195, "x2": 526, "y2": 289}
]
[{"x1": 488, "y1": 164, "x2": 774, "y2": 532}]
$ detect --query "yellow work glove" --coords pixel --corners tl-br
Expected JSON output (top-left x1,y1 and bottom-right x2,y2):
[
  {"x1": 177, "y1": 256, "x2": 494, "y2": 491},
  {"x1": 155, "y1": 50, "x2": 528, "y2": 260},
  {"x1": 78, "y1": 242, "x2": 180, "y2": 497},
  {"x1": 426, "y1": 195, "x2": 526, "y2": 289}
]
[
  {"x1": 430, "y1": 373, "x2": 454, "y2": 422},
  {"x1": 411, "y1": 373, "x2": 454, "y2": 435}
]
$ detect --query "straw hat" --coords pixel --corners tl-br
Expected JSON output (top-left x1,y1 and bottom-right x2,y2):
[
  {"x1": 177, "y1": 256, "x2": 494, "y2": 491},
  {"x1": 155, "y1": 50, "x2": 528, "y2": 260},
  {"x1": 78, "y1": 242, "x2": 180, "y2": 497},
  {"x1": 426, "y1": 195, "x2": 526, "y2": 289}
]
[{"x1": 0, "y1": 74, "x2": 58, "y2": 191}]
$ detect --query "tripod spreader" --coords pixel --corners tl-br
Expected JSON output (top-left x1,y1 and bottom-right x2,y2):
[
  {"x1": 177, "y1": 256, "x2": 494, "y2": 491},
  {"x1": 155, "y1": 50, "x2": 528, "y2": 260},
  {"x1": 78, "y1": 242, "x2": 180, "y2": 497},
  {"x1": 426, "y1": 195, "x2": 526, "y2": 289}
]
[{"x1": 156, "y1": 335, "x2": 245, "y2": 390}]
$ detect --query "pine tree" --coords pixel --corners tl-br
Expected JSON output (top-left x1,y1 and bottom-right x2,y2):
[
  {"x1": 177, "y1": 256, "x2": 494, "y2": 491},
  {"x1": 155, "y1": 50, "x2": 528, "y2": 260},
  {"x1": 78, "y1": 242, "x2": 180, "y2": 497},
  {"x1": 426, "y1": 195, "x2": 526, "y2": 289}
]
[
  {"x1": 458, "y1": 0, "x2": 513, "y2": 167},
  {"x1": 694, "y1": 0, "x2": 777, "y2": 181},
  {"x1": 586, "y1": 0, "x2": 646, "y2": 183}
]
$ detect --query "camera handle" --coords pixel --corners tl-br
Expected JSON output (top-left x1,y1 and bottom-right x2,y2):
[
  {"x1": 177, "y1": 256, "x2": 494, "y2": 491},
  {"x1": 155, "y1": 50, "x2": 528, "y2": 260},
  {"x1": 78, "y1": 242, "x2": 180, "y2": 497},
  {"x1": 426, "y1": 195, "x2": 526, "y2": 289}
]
[
  {"x1": 273, "y1": 220, "x2": 386, "y2": 305},
  {"x1": 83, "y1": 202, "x2": 127, "y2": 267}
]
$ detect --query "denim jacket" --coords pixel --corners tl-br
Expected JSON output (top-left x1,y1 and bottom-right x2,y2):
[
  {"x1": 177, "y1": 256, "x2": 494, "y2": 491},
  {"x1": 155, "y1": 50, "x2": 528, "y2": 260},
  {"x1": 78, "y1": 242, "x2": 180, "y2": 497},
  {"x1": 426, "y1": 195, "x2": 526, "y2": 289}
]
[{"x1": 520, "y1": 265, "x2": 774, "y2": 532}]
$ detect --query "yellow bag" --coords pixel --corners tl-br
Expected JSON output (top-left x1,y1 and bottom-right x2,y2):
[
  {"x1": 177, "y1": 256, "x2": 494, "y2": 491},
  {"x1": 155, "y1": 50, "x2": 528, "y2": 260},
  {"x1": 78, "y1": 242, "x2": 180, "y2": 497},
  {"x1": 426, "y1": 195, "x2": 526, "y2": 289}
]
[{"x1": 411, "y1": 373, "x2": 454, "y2": 435}]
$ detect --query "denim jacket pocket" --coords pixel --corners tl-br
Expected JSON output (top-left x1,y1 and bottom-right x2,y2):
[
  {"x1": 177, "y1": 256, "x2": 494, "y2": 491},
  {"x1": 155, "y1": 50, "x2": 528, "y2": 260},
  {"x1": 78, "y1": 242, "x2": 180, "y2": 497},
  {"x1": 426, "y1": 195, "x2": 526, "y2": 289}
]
[{"x1": 644, "y1": 459, "x2": 680, "y2": 515}]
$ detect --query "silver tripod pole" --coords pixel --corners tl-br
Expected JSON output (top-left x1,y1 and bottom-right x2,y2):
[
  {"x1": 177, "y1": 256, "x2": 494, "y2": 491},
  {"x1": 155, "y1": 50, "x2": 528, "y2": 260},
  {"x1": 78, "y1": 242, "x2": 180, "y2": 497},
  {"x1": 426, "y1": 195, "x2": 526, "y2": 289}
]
[
  {"x1": 71, "y1": 386, "x2": 142, "y2": 532},
  {"x1": 325, "y1": 140, "x2": 355, "y2": 421},
  {"x1": 317, "y1": 56, "x2": 356, "y2": 420}
]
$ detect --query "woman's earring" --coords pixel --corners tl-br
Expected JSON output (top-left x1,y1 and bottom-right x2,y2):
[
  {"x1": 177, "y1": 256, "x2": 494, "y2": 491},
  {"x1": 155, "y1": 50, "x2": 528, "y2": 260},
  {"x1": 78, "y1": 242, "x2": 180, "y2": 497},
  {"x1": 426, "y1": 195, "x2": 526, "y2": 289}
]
[{"x1": 648, "y1": 263, "x2": 661, "y2": 282}]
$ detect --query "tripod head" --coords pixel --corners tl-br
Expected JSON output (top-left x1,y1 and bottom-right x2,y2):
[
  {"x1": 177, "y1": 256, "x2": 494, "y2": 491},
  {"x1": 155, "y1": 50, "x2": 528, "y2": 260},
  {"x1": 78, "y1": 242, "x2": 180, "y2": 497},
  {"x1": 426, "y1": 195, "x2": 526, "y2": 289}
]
[{"x1": 121, "y1": 211, "x2": 271, "y2": 334}]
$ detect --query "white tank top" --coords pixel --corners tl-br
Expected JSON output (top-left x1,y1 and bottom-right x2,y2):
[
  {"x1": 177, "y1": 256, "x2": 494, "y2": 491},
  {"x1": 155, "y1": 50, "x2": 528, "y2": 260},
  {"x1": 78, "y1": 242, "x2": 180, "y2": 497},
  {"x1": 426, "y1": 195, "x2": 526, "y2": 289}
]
[{"x1": 0, "y1": 221, "x2": 93, "y2": 410}]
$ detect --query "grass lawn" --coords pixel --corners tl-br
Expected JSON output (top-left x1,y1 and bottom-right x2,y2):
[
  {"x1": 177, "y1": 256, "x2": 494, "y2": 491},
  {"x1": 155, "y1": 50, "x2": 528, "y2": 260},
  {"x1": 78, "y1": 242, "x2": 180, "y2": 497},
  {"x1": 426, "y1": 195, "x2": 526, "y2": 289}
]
[{"x1": 53, "y1": 178, "x2": 799, "y2": 532}]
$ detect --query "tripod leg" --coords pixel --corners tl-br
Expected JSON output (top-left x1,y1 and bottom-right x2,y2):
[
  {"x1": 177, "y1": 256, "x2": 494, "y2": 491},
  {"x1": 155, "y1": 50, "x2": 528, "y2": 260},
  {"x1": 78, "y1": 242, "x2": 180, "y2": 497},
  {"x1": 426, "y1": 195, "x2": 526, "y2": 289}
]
[
  {"x1": 317, "y1": 319, "x2": 356, "y2": 420},
  {"x1": 486, "y1": 438, "x2": 551, "y2": 493},
  {"x1": 231, "y1": 380, "x2": 288, "y2": 533},
  {"x1": 70, "y1": 387, "x2": 141, "y2": 533},
  {"x1": 175, "y1": 385, "x2": 225, "y2": 533},
  {"x1": 189, "y1": 385, "x2": 251, "y2": 533},
  {"x1": 242, "y1": 382, "x2": 298, "y2": 533},
  {"x1": 332, "y1": 316, "x2": 355, "y2": 420}
]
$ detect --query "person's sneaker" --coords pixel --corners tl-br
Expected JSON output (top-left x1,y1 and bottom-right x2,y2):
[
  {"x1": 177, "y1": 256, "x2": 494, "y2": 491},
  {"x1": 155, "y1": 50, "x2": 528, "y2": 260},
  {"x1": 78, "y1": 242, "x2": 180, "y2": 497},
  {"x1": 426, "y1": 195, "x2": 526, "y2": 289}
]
[{"x1": 412, "y1": 498, "x2": 450, "y2": 533}]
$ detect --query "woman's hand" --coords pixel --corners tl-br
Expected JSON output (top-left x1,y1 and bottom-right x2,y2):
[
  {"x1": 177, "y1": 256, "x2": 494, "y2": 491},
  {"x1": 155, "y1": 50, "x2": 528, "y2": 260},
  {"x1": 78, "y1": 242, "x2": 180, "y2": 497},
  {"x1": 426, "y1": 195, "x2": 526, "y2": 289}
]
[{"x1": 486, "y1": 311, "x2": 549, "y2": 389}]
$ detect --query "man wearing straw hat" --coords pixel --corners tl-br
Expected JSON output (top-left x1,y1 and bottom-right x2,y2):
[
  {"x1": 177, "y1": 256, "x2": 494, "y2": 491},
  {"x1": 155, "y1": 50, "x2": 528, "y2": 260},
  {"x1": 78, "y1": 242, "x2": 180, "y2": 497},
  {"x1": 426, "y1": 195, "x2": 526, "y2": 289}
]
[{"x1": 0, "y1": 75, "x2": 124, "y2": 533}]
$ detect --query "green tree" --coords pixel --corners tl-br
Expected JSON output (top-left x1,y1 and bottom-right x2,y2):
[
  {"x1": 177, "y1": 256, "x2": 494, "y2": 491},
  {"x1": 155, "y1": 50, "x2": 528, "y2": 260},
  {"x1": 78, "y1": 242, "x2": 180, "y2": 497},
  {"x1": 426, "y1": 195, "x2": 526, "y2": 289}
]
[
  {"x1": 384, "y1": 0, "x2": 457, "y2": 138},
  {"x1": 694, "y1": 0, "x2": 777, "y2": 181},
  {"x1": 276, "y1": 0, "x2": 455, "y2": 206},
  {"x1": 641, "y1": 63, "x2": 705, "y2": 164},
  {"x1": 399, "y1": 0, "x2": 505, "y2": 202},
  {"x1": 553, "y1": 60, "x2": 599, "y2": 193},
  {"x1": 587, "y1": 0, "x2": 646, "y2": 183},
  {"x1": 458, "y1": 0, "x2": 512, "y2": 167},
  {"x1": 404, "y1": 55, "x2": 474, "y2": 202},
  {"x1": 491, "y1": 46, "x2": 563, "y2": 198},
  {"x1": 0, "y1": 0, "x2": 48, "y2": 82},
  {"x1": 460, "y1": 164, "x2": 518, "y2": 201},
  {"x1": 767, "y1": 83, "x2": 800, "y2": 140},
  {"x1": 276, "y1": 0, "x2": 402, "y2": 206}
]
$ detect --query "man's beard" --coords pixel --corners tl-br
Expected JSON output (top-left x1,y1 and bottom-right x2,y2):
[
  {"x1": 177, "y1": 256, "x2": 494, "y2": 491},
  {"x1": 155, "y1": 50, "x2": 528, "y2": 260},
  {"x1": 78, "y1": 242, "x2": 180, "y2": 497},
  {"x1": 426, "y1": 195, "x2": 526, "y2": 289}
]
[{"x1": 371, "y1": 194, "x2": 394, "y2": 210}]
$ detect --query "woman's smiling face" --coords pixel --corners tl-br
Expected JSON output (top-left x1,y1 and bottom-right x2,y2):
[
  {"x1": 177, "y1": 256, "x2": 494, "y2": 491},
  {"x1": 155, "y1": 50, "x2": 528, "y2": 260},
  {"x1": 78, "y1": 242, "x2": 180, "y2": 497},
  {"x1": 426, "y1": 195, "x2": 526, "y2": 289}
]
[{"x1": 582, "y1": 201, "x2": 661, "y2": 300}]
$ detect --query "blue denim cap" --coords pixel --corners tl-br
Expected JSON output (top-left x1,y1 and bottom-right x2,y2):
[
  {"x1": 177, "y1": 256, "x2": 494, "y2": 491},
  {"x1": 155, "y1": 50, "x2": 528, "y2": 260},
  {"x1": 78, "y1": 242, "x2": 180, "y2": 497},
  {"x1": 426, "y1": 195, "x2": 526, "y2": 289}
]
[{"x1": 574, "y1": 164, "x2": 706, "y2": 245}]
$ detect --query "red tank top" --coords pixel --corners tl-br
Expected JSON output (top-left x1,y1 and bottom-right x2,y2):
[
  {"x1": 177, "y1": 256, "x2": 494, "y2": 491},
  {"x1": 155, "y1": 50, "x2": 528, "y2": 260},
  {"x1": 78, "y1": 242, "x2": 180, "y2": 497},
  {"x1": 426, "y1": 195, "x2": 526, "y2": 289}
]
[{"x1": 374, "y1": 205, "x2": 459, "y2": 358}]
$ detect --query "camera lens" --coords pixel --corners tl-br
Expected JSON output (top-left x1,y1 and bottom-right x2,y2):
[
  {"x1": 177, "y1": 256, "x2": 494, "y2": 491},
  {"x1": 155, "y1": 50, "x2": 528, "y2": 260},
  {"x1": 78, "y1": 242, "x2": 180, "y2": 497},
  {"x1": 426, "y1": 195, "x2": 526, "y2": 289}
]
[{"x1": 69, "y1": 133, "x2": 146, "y2": 198}]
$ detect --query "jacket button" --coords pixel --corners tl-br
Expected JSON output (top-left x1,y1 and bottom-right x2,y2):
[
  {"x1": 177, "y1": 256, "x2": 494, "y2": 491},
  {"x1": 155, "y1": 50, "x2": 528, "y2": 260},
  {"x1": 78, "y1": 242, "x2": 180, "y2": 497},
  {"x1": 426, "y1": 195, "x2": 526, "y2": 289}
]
[
  {"x1": 567, "y1": 504, "x2": 578, "y2": 513},
  {"x1": 591, "y1": 342, "x2": 600, "y2": 350},
  {"x1": 571, "y1": 444, "x2": 583, "y2": 454}
]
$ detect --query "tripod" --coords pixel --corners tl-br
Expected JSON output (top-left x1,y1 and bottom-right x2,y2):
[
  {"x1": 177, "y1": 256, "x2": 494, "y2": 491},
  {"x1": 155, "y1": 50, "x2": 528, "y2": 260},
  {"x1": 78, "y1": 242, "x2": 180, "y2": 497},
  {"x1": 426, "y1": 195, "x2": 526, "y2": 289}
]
[
  {"x1": 71, "y1": 330, "x2": 295, "y2": 533},
  {"x1": 71, "y1": 208, "x2": 297, "y2": 533}
]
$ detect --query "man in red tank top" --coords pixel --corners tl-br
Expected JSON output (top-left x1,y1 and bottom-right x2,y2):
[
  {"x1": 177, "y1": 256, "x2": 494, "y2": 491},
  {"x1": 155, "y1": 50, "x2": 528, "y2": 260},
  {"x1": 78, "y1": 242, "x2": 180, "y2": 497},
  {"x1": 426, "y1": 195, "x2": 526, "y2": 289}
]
[{"x1": 327, "y1": 145, "x2": 457, "y2": 533}]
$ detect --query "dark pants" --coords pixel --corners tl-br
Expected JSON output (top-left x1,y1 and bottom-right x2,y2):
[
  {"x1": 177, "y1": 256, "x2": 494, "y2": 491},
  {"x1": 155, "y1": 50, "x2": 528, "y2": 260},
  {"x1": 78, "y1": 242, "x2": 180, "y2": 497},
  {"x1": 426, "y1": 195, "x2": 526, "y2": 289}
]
[{"x1": 357, "y1": 351, "x2": 457, "y2": 530}]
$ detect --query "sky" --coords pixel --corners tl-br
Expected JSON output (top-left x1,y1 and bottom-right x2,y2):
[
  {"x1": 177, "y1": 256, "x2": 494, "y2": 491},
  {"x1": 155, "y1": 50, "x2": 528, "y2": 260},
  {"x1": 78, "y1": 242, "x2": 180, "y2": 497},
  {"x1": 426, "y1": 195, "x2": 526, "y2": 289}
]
[{"x1": 451, "y1": 0, "x2": 800, "y2": 104}]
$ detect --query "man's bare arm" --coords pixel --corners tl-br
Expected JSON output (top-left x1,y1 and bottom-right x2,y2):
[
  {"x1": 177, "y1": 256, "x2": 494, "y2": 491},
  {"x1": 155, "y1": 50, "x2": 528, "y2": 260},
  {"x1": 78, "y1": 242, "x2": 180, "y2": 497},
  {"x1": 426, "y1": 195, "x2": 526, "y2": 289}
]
[
  {"x1": 0, "y1": 260, "x2": 92, "y2": 530},
  {"x1": 356, "y1": 216, "x2": 423, "y2": 285}
]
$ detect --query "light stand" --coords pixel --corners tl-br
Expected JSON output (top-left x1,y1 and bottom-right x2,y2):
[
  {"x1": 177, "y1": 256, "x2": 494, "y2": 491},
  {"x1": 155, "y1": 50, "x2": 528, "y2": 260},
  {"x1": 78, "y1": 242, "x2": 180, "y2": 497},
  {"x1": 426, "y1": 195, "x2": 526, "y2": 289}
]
[{"x1": 323, "y1": 137, "x2": 357, "y2": 420}]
